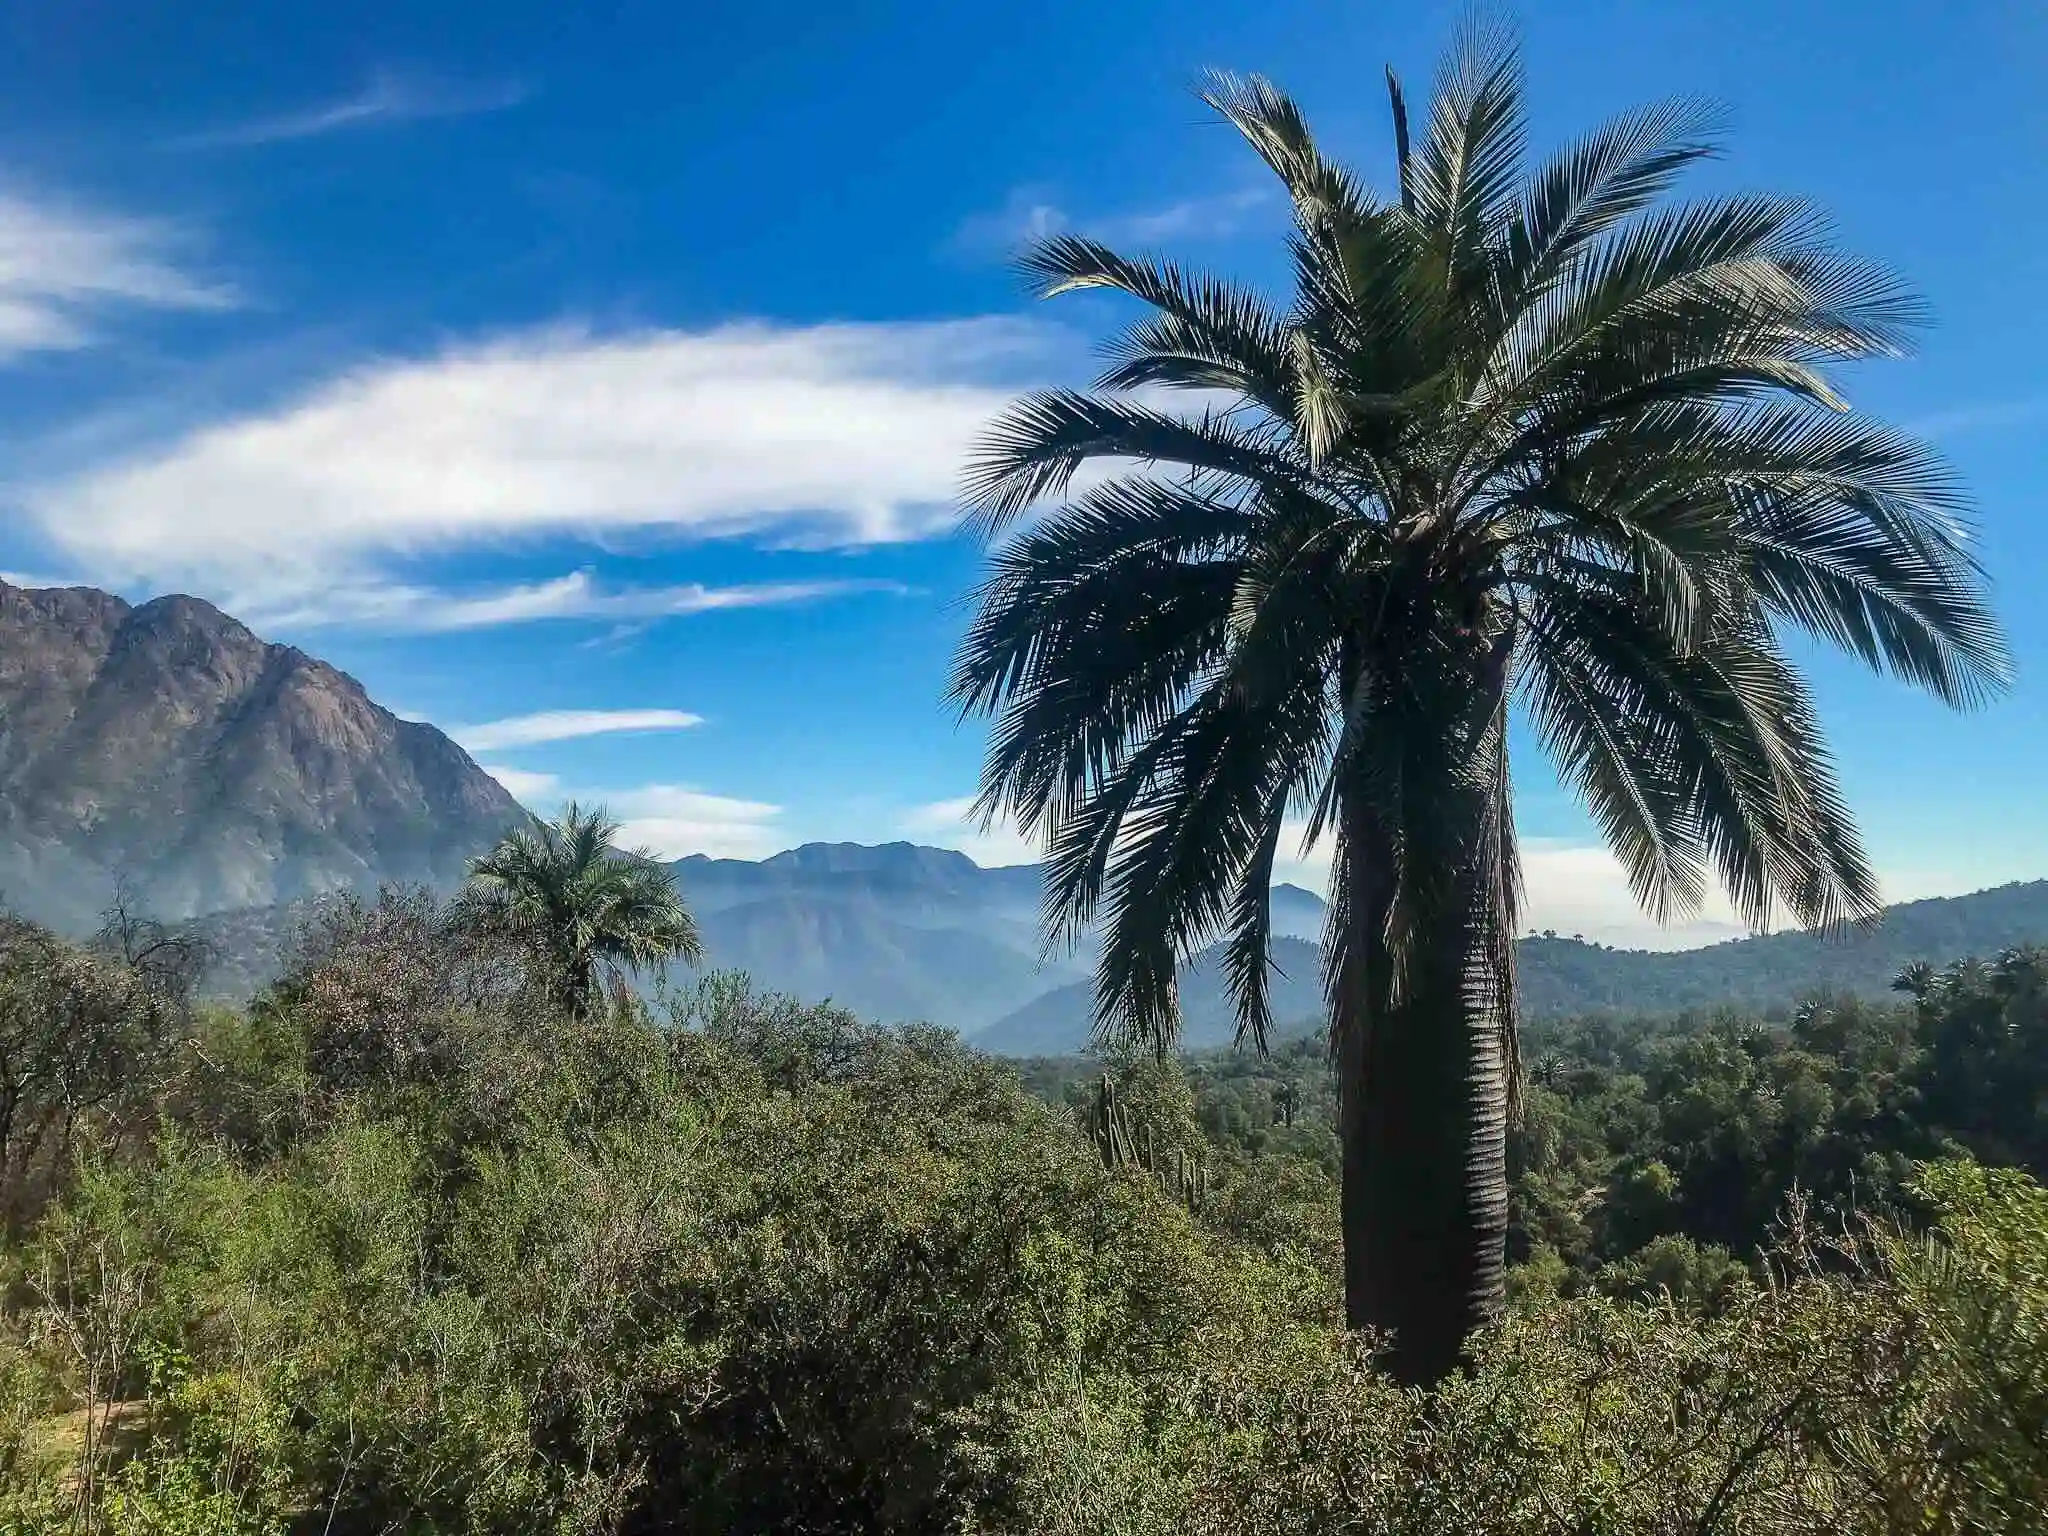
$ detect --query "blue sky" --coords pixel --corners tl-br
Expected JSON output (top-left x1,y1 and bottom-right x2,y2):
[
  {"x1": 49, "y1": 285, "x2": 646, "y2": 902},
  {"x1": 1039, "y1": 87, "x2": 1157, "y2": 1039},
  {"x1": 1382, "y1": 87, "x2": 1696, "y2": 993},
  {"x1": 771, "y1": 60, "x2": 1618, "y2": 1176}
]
[{"x1": 0, "y1": 0, "x2": 2043, "y2": 946}]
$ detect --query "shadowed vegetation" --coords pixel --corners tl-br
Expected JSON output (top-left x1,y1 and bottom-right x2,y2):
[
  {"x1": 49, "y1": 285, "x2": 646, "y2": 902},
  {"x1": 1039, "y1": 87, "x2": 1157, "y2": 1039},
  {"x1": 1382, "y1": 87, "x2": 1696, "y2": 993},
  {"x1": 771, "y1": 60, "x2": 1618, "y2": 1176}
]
[{"x1": 0, "y1": 889, "x2": 2042, "y2": 1530}]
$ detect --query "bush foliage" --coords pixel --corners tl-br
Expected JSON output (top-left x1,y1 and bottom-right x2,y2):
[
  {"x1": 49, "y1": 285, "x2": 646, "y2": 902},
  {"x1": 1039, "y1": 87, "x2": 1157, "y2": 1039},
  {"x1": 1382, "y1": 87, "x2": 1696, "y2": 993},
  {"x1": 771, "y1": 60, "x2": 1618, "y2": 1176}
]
[{"x1": 0, "y1": 897, "x2": 2043, "y2": 1532}]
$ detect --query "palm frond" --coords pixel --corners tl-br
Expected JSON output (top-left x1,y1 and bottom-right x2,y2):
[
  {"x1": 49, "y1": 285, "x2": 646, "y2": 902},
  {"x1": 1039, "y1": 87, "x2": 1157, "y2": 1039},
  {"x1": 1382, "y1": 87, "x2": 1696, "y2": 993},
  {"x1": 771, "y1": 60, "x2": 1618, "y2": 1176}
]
[
  {"x1": 1018, "y1": 235, "x2": 1295, "y2": 410},
  {"x1": 1503, "y1": 96, "x2": 1725, "y2": 304},
  {"x1": 1406, "y1": 14, "x2": 1527, "y2": 273},
  {"x1": 961, "y1": 390, "x2": 1303, "y2": 535},
  {"x1": 1201, "y1": 70, "x2": 1378, "y2": 233}
]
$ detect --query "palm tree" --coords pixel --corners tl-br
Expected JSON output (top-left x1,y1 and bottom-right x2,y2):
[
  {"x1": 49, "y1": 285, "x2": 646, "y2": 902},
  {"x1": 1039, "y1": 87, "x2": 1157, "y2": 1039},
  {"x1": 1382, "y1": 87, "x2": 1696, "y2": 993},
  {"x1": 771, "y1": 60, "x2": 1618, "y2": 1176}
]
[
  {"x1": 1274, "y1": 1079, "x2": 1300, "y2": 1127},
  {"x1": 1892, "y1": 959, "x2": 1937, "y2": 1003},
  {"x1": 951, "y1": 27, "x2": 2006, "y2": 1384},
  {"x1": 461, "y1": 802, "x2": 702, "y2": 1020}
]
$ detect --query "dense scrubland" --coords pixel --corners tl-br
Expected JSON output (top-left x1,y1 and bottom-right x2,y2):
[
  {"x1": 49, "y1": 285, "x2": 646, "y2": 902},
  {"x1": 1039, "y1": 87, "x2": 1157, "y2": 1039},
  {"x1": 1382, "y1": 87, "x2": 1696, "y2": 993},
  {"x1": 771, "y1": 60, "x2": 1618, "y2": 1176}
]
[{"x1": 0, "y1": 887, "x2": 2043, "y2": 1533}]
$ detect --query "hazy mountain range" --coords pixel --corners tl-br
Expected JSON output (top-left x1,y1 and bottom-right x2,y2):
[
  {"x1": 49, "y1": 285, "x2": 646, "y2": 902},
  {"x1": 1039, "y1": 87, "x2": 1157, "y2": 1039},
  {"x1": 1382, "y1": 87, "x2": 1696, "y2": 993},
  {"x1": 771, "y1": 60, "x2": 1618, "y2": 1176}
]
[{"x1": 6, "y1": 579, "x2": 2048, "y2": 1053}]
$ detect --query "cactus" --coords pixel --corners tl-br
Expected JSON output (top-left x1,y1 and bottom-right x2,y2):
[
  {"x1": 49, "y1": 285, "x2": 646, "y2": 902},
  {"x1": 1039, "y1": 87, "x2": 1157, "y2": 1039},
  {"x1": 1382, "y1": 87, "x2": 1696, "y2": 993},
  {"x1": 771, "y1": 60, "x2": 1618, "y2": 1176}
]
[
  {"x1": 1085, "y1": 1073, "x2": 1141, "y2": 1169},
  {"x1": 1085, "y1": 1072, "x2": 1209, "y2": 1212}
]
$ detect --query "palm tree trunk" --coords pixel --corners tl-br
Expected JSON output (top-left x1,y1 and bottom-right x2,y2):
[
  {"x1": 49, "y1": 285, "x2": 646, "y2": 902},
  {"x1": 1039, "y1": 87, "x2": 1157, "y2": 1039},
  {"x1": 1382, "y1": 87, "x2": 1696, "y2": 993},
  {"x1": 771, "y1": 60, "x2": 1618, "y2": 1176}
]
[{"x1": 1330, "y1": 646, "x2": 1517, "y2": 1387}]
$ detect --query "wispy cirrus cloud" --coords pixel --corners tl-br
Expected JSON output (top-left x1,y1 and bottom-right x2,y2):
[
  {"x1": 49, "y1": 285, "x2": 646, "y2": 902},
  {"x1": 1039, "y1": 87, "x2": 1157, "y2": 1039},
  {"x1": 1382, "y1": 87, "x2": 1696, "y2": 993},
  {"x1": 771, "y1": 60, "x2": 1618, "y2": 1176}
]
[
  {"x1": 471, "y1": 767, "x2": 783, "y2": 859},
  {"x1": 168, "y1": 68, "x2": 530, "y2": 149},
  {"x1": 1091, "y1": 187, "x2": 1274, "y2": 245},
  {"x1": 451, "y1": 708, "x2": 704, "y2": 753},
  {"x1": 25, "y1": 317, "x2": 1063, "y2": 623},
  {"x1": 239, "y1": 568, "x2": 915, "y2": 633},
  {"x1": 949, "y1": 183, "x2": 1274, "y2": 259},
  {"x1": 0, "y1": 185, "x2": 233, "y2": 360},
  {"x1": 476, "y1": 765, "x2": 562, "y2": 804}
]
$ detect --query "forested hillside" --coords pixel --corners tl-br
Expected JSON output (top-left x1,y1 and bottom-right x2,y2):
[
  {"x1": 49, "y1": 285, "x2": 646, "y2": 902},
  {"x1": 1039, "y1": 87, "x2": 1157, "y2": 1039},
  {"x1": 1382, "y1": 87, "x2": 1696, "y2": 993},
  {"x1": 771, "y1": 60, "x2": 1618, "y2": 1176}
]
[
  {"x1": 1516, "y1": 880, "x2": 2048, "y2": 1015},
  {"x1": 985, "y1": 882, "x2": 2048, "y2": 1051}
]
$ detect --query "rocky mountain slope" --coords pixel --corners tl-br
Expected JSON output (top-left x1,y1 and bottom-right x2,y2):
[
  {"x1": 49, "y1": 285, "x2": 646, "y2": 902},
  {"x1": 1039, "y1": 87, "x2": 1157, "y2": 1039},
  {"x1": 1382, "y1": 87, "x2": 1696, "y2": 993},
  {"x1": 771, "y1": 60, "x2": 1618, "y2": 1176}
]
[{"x1": 0, "y1": 580, "x2": 524, "y2": 930}]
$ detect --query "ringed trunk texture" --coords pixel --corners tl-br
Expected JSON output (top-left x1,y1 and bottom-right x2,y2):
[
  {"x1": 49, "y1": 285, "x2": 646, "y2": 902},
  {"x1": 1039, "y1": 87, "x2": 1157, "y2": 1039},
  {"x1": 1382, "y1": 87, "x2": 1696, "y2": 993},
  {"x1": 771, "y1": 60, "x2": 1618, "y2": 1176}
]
[{"x1": 1331, "y1": 649, "x2": 1517, "y2": 1388}]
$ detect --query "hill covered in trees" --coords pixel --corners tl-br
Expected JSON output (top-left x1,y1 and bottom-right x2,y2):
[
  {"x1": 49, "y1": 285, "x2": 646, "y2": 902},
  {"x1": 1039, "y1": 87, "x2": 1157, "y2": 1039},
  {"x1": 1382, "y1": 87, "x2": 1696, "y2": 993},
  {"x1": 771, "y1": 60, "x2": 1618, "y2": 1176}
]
[
  {"x1": 1515, "y1": 880, "x2": 2048, "y2": 1016},
  {"x1": 983, "y1": 881, "x2": 2048, "y2": 1051}
]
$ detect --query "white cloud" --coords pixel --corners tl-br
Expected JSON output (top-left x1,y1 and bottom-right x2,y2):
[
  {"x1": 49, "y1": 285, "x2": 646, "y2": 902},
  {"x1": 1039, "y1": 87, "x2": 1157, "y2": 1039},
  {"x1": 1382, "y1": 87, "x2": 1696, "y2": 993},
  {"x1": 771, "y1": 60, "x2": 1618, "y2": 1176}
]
[
  {"x1": 1090, "y1": 188, "x2": 1274, "y2": 245},
  {"x1": 451, "y1": 708, "x2": 704, "y2": 752},
  {"x1": 950, "y1": 183, "x2": 1274, "y2": 257},
  {"x1": 0, "y1": 186, "x2": 232, "y2": 361},
  {"x1": 899, "y1": 795, "x2": 1043, "y2": 868},
  {"x1": 477, "y1": 765, "x2": 562, "y2": 804},
  {"x1": 949, "y1": 185, "x2": 1071, "y2": 257},
  {"x1": 470, "y1": 770, "x2": 784, "y2": 858},
  {"x1": 605, "y1": 784, "x2": 784, "y2": 860},
  {"x1": 1274, "y1": 824, "x2": 1749, "y2": 952},
  {"x1": 169, "y1": 68, "x2": 529, "y2": 149},
  {"x1": 241, "y1": 567, "x2": 911, "y2": 632},
  {"x1": 27, "y1": 318, "x2": 1058, "y2": 615},
  {"x1": 1514, "y1": 840, "x2": 1748, "y2": 950}
]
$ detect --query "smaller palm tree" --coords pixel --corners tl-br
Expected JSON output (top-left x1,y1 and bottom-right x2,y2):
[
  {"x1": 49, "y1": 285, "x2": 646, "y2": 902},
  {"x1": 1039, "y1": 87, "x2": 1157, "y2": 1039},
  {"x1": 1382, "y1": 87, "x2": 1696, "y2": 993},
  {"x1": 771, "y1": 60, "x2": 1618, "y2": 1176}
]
[
  {"x1": 1274, "y1": 1080, "x2": 1301, "y2": 1127},
  {"x1": 1892, "y1": 960, "x2": 1937, "y2": 1003},
  {"x1": 461, "y1": 802, "x2": 702, "y2": 1019}
]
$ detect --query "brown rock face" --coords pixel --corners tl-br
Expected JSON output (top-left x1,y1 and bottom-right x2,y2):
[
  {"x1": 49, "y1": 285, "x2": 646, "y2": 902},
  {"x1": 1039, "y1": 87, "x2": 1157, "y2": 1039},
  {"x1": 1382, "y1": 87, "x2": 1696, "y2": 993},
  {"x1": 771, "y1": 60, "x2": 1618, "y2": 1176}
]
[{"x1": 0, "y1": 580, "x2": 525, "y2": 930}]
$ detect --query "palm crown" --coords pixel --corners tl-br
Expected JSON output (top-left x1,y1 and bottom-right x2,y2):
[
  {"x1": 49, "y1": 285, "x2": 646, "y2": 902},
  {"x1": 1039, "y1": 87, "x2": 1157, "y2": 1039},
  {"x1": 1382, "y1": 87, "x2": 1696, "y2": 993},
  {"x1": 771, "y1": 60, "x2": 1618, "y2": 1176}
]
[
  {"x1": 462, "y1": 802, "x2": 702, "y2": 1020},
  {"x1": 952, "y1": 27, "x2": 2006, "y2": 1383}
]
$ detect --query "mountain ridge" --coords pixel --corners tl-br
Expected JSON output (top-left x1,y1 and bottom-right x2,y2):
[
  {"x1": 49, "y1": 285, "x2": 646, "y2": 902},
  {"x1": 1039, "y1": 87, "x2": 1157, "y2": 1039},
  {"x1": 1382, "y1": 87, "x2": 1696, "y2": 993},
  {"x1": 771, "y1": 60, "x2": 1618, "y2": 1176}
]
[
  {"x1": 170, "y1": 843, "x2": 2048, "y2": 1049},
  {"x1": 979, "y1": 879, "x2": 2048, "y2": 1054}
]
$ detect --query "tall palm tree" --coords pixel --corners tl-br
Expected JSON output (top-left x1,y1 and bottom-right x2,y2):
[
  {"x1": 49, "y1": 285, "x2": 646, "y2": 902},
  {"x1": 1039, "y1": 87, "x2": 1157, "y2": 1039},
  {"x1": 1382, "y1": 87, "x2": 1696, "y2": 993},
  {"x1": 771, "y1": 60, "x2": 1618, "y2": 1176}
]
[
  {"x1": 461, "y1": 802, "x2": 702, "y2": 1020},
  {"x1": 951, "y1": 27, "x2": 2006, "y2": 1384}
]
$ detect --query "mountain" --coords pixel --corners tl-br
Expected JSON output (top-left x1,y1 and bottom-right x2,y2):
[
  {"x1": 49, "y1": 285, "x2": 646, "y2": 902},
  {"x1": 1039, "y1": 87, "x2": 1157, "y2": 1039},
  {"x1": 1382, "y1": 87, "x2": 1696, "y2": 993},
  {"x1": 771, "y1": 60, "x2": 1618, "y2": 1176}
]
[
  {"x1": 671, "y1": 843, "x2": 1082, "y2": 1031},
  {"x1": 977, "y1": 936, "x2": 1326, "y2": 1055},
  {"x1": 1514, "y1": 880, "x2": 2048, "y2": 1017},
  {"x1": 164, "y1": 832, "x2": 2048, "y2": 1045},
  {"x1": 7, "y1": 576, "x2": 2039, "y2": 1035},
  {"x1": 695, "y1": 896, "x2": 1074, "y2": 1034},
  {"x1": 661, "y1": 844, "x2": 1336, "y2": 1033},
  {"x1": 0, "y1": 580, "x2": 524, "y2": 931}
]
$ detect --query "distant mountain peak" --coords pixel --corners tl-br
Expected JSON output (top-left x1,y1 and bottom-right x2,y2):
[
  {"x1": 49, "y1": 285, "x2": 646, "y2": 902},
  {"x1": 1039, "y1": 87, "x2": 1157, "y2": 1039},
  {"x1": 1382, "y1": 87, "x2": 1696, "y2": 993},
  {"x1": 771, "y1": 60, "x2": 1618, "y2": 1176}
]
[{"x1": 762, "y1": 840, "x2": 983, "y2": 877}]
